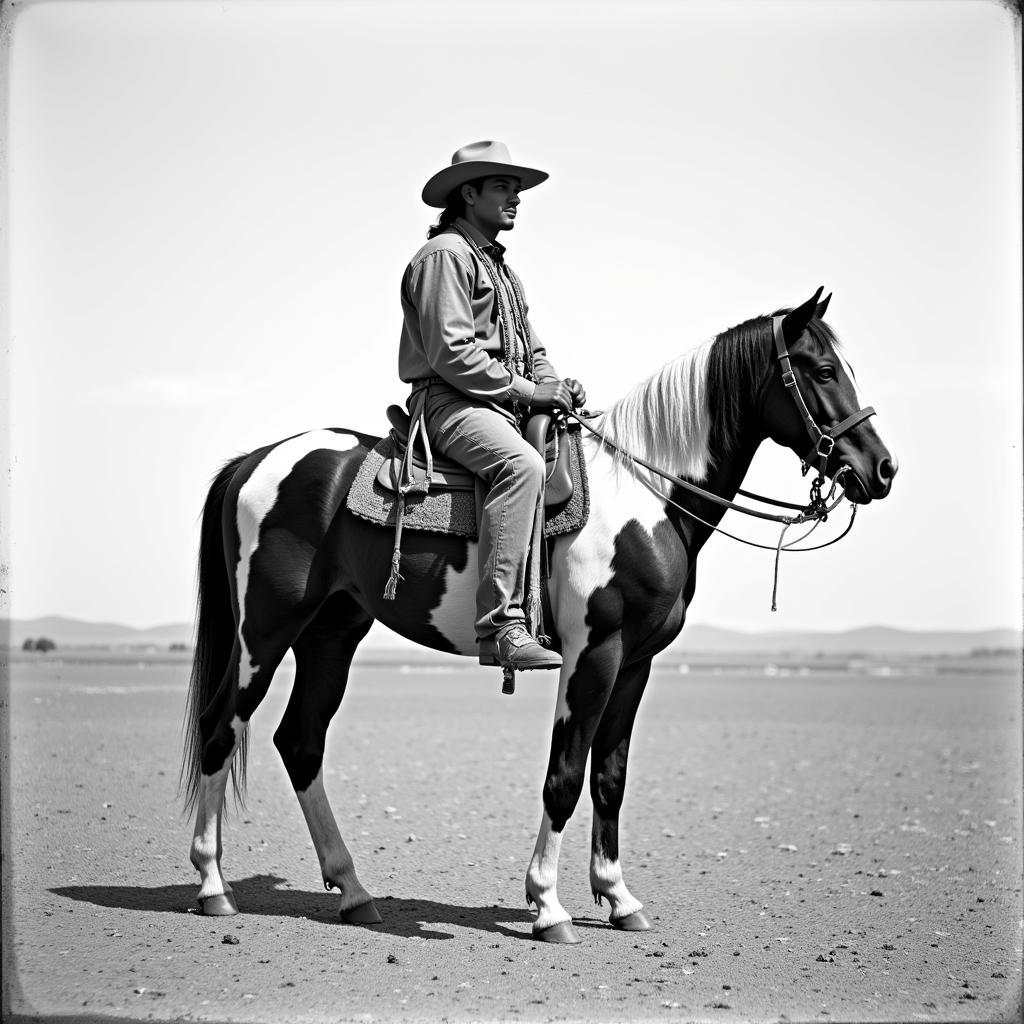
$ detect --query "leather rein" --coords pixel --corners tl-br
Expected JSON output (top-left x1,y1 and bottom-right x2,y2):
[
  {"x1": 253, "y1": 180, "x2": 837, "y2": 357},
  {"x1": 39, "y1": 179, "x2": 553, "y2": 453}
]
[{"x1": 567, "y1": 316, "x2": 877, "y2": 610}]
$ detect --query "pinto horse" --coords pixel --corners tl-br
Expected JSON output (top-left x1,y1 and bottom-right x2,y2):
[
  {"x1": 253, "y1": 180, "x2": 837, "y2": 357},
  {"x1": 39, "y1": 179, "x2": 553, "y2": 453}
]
[{"x1": 181, "y1": 288, "x2": 896, "y2": 942}]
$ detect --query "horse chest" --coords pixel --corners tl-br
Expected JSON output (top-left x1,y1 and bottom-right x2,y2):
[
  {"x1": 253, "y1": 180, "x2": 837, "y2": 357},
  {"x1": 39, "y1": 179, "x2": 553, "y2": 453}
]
[{"x1": 570, "y1": 507, "x2": 689, "y2": 648}]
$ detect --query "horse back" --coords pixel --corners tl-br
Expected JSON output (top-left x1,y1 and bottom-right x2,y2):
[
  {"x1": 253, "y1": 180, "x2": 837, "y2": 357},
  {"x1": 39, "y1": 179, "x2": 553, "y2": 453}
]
[{"x1": 223, "y1": 428, "x2": 381, "y2": 560}]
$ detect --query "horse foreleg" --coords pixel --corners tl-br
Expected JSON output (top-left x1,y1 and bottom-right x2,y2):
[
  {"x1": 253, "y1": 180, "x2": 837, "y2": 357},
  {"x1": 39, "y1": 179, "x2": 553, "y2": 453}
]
[
  {"x1": 589, "y1": 657, "x2": 653, "y2": 930},
  {"x1": 526, "y1": 634, "x2": 619, "y2": 943},
  {"x1": 274, "y1": 600, "x2": 380, "y2": 923}
]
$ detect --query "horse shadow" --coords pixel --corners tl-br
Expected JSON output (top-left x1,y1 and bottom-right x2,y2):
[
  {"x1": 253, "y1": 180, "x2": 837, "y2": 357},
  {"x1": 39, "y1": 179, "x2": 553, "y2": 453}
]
[{"x1": 48, "y1": 874, "x2": 547, "y2": 941}]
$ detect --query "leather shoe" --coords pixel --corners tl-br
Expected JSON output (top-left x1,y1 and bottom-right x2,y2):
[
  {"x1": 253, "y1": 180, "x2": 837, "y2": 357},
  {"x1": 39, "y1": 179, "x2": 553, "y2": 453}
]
[{"x1": 479, "y1": 624, "x2": 562, "y2": 671}]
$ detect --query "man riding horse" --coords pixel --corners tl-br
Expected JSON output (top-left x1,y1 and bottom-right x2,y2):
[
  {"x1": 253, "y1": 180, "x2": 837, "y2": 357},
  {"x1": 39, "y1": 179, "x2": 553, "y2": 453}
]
[{"x1": 398, "y1": 140, "x2": 586, "y2": 673}]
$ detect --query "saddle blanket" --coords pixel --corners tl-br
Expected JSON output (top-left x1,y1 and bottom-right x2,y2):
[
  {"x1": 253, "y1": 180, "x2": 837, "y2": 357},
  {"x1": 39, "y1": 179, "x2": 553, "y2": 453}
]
[{"x1": 345, "y1": 428, "x2": 590, "y2": 540}]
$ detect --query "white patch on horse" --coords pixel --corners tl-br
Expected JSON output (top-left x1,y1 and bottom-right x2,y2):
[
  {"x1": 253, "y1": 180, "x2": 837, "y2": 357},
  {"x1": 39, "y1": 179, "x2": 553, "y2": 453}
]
[
  {"x1": 525, "y1": 810, "x2": 572, "y2": 932},
  {"x1": 429, "y1": 543, "x2": 480, "y2": 655},
  {"x1": 836, "y1": 348, "x2": 867, "y2": 409},
  {"x1": 547, "y1": 440, "x2": 670, "y2": 722},
  {"x1": 235, "y1": 430, "x2": 359, "y2": 688},
  {"x1": 229, "y1": 715, "x2": 249, "y2": 750},
  {"x1": 589, "y1": 849, "x2": 643, "y2": 921},
  {"x1": 834, "y1": 349, "x2": 893, "y2": 467}
]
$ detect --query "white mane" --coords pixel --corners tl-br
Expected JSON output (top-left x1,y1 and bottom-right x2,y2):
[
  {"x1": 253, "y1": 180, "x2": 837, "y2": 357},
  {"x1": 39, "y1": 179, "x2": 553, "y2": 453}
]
[{"x1": 593, "y1": 340, "x2": 714, "y2": 484}]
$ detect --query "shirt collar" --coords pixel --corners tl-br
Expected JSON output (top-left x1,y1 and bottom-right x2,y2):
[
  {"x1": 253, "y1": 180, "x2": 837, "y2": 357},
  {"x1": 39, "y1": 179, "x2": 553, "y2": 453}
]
[{"x1": 454, "y1": 217, "x2": 506, "y2": 259}]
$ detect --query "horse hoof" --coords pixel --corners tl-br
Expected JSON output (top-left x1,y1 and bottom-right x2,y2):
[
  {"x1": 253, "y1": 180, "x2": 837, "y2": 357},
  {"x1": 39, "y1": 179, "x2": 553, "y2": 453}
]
[
  {"x1": 533, "y1": 920, "x2": 581, "y2": 944},
  {"x1": 341, "y1": 900, "x2": 383, "y2": 925},
  {"x1": 197, "y1": 892, "x2": 238, "y2": 916},
  {"x1": 611, "y1": 908, "x2": 651, "y2": 931}
]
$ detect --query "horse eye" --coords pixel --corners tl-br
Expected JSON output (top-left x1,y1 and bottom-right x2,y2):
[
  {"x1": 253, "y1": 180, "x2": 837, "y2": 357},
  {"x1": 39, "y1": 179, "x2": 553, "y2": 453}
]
[{"x1": 817, "y1": 366, "x2": 836, "y2": 382}]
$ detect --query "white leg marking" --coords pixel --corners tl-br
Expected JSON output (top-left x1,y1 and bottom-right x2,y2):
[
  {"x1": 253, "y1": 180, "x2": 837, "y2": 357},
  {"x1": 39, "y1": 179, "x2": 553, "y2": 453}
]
[
  {"x1": 229, "y1": 714, "x2": 246, "y2": 746},
  {"x1": 296, "y1": 770, "x2": 374, "y2": 913},
  {"x1": 235, "y1": 430, "x2": 360, "y2": 688},
  {"x1": 590, "y1": 842, "x2": 643, "y2": 921},
  {"x1": 429, "y1": 541, "x2": 481, "y2": 655},
  {"x1": 190, "y1": 757, "x2": 236, "y2": 901},
  {"x1": 525, "y1": 811, "x2": 571, "y2": 932}
]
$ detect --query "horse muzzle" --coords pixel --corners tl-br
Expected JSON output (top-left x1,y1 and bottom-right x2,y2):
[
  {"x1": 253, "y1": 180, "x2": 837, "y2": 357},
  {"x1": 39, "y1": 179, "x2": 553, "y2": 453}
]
[{"x1": 840, "y1": 451, "x2": 898, "y2": 504}]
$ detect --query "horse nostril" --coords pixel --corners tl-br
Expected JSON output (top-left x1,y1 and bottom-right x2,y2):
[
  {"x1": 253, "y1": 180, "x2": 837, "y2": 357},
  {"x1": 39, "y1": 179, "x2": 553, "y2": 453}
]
[{"x1": 878, "y1": 455, "x2": 898, "y2": 486}]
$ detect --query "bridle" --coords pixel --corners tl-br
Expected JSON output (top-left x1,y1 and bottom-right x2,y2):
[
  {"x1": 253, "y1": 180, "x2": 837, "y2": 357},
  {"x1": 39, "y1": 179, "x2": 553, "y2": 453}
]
[
  {"x1": 566, "y1": 315, "x2": 878, "y2": 609},
  {"x1": 770, "y1": 314, "x2": 876, "y2": 480}
]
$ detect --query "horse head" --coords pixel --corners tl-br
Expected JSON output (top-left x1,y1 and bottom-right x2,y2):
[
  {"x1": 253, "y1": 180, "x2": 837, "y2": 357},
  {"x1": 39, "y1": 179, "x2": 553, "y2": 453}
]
[{"x1": 760, "y1": 288, "x2": 897, "y2": 504}]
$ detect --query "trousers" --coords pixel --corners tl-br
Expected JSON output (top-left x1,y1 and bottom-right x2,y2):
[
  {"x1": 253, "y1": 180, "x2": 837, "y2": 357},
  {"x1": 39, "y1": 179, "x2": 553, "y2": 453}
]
[{"x1": 421, "y1": 384, "x2": 545, "y2": 639}]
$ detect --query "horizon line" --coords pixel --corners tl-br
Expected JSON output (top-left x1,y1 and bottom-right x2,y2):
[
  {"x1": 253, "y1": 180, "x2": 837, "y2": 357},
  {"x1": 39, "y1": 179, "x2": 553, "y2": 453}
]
[{"x1": 5, "y1": 613, "x2": 1021, "y2": 637}]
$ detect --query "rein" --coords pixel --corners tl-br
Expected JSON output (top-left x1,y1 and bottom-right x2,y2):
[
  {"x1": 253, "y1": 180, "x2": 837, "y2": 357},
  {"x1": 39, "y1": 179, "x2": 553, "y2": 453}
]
[
  {"x1": 566, "y1": 316, "x2": 875, "y2": 610},
  {"x1": 570, "y1": 409, "x2": 854, "y2": 611}
]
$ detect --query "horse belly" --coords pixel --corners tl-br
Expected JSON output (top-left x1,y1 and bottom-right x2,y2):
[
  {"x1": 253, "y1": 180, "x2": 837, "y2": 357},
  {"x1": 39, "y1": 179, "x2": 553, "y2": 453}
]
[{"x1": 343, "y1": 517, "x2": 481, "y2": 657}]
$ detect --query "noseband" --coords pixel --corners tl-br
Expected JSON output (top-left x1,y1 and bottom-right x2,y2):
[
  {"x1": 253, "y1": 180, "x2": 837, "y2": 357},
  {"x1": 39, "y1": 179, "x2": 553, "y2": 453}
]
[{"x1": 771, "y1": 315, "x2": 876, "y2": 478}]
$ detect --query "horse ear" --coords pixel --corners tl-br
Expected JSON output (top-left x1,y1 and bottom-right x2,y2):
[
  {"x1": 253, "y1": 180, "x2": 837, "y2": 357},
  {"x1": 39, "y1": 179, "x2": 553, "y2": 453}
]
[
  {"x1": 782, "y1": 286, "x2": 824, "y2": 346},
  {"x1": 815, "y1": 292, "x2": 831, "y2": 319}
]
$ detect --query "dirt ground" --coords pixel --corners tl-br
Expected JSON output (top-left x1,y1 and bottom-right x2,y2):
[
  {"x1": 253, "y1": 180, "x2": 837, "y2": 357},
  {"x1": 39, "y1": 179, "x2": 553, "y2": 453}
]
[{"x1": 3, "y1": 650, "x2": 1022, "y2": 1023}]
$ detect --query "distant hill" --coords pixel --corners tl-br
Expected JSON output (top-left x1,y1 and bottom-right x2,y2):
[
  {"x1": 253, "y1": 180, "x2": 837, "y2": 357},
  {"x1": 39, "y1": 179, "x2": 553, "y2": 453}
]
[
  {"x1": 6, "y1": 616, "x2": 194, "y2": 648},
  {"x1": 673, "y1": 624, "x2": 1021, "y2": 655},
  {"x1": 3, "y1": 615, "x2": 1019, "y2": 655}
]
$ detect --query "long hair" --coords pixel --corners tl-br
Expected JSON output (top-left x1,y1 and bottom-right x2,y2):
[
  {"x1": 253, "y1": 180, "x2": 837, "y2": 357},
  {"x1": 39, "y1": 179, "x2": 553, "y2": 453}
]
[
  {"x1": 596, "y1": 341, "x2": 715, "y2": 484},
  {"x1": 426, "y1": 178, "x2": 486, "y2": 238},
  {"x1": 598, "y1": 312, "x2": 806, "y2": 483}
]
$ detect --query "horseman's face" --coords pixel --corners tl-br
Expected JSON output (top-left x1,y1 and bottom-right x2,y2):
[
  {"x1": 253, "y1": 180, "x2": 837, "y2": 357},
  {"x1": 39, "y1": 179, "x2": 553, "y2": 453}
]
[{"x1": 462, "y1": 176, "x2": 521, "y2": 237}]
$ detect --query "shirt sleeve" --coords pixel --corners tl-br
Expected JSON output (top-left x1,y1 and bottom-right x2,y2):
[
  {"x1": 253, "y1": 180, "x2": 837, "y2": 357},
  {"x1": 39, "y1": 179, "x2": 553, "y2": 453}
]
[{"x1": 406, "y1": 249, "x2": 522, "y2": 402}]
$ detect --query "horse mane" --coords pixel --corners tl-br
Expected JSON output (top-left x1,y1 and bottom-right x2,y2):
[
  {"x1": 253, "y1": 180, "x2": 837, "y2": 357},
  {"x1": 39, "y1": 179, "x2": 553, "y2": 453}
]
[
  {"x1": 596, "y1": 309, "x2": 842, "y2": 481},
  {"x1": 596, "y1": 340, "x2": 715, "y2": 482}
]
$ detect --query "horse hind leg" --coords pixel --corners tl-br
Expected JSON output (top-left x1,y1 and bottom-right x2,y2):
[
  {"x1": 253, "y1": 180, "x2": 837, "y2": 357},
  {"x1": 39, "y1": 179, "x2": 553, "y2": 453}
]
[
  {"x1": 188, "y1": 636, "x2": 245, "y2": 916},
  {"x1": 272, "y1": 592, "x2": 380, "y2": 923},
  {"x1": 190, "y1": 594, "x2": 320, "y2": 915},
  {"x1": 588, "y1": 658, "x2": 653, "y2": 931}
]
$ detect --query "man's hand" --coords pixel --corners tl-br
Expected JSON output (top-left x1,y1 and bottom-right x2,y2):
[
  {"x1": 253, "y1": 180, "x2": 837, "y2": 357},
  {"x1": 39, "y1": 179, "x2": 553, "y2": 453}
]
[
  {"x1": 531, "y1": 380, "x2": 574, "y2": 412},
  {"x1": 564, "y1": 378, "x2": 587, "y2": 409}
]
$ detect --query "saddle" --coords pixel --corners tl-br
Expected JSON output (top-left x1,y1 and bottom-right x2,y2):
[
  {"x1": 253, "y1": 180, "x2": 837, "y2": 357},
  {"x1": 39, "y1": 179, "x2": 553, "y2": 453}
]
[
  {"x1": 345, "y1": 399, "x2": 591, "y2": 605},
  {"x1": 378, "y1": 404, "x2": 575, "y2": 507}
]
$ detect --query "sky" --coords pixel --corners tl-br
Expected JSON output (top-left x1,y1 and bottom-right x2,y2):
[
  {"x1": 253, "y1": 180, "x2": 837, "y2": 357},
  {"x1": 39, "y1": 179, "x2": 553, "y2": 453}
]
[{"x1": 2, "y1": 0, "x2": 1021, "y2": 639}]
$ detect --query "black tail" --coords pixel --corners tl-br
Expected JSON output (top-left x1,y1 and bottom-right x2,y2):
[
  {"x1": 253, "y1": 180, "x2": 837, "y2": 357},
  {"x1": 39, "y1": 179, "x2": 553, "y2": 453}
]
[{"x1": 180, "y1": 454, "x2": 248, "y2": 816}]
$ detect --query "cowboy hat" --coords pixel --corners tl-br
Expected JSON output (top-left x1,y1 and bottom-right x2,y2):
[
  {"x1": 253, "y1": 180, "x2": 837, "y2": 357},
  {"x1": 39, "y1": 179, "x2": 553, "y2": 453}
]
[{"x1": 421, "y1": 140, "x2": 549, "y2": 208}]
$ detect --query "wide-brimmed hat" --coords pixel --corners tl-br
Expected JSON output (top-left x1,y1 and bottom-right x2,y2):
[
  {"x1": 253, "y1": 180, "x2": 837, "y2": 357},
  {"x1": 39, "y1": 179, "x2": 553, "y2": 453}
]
[{"x1": 421, "y1": 140, "x2": 549, "y2": 208}]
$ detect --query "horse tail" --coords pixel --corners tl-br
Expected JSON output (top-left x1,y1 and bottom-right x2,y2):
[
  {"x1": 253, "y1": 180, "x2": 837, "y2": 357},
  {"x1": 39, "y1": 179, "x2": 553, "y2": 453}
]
[{"x1": 180, "y1": 453, "x2": 248, "y2": 817}]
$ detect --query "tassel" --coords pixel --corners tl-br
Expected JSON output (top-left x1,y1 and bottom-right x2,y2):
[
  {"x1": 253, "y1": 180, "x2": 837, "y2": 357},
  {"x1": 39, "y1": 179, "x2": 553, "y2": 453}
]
[
  {"x1": 526, "y1": 584, "x2": 549, "y2": 645},
  {"x1": 383, "y1": 548, "x2": 403, "y2": 600}
]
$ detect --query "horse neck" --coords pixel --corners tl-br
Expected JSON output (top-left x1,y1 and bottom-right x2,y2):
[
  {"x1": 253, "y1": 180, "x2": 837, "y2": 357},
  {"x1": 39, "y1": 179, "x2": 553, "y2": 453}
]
[{"x1": 661, "y1": 429, "x2": 762, "y2": 556}]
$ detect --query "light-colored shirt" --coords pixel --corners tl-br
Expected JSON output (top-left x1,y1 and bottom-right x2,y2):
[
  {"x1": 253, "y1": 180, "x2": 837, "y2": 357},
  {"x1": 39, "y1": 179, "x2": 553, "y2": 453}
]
[{"x1": 398, "y1": 218, "x2": 558, "y2": 412}]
